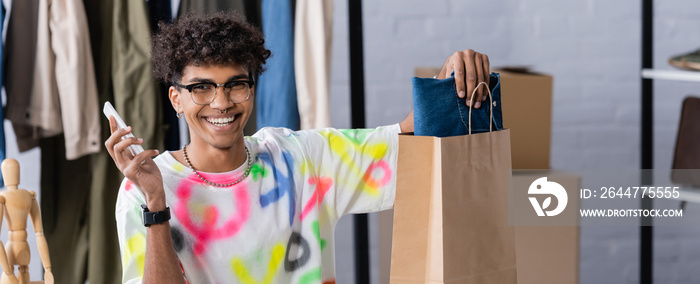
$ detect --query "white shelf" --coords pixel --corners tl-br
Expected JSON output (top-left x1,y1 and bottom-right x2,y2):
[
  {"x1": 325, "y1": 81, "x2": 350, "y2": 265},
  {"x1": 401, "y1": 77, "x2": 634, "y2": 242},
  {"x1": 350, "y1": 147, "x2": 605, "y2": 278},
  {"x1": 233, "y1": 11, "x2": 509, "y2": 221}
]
[
  {"x1": 677, "y1": 187, "x2": 700, "y2": 204},
  {"x1": 641, "y1": 69, "x2": 700, "y2": 82}
]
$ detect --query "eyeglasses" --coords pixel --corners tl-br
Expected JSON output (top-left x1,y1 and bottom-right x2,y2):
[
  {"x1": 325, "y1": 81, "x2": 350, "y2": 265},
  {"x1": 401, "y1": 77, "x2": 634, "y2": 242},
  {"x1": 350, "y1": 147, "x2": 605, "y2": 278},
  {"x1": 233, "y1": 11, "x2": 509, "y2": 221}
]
[{"x1": 173, "y1": 79, "x2": 255, "y2": 105}]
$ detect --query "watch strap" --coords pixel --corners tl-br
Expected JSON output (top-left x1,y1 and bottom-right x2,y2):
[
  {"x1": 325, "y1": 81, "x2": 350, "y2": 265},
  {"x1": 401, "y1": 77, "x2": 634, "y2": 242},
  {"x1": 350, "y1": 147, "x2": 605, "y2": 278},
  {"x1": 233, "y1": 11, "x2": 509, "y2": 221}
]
[{"x1": 141, "y1": 204, "x2": 171, "y2": 227}]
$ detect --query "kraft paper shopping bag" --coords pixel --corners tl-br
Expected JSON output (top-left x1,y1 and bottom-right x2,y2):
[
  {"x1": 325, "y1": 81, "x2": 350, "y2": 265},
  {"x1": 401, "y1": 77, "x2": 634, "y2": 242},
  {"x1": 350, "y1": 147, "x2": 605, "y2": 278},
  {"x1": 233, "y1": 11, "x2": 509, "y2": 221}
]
[{"x1": 390, "y1": 82, "x2": 516, "y2": 283}]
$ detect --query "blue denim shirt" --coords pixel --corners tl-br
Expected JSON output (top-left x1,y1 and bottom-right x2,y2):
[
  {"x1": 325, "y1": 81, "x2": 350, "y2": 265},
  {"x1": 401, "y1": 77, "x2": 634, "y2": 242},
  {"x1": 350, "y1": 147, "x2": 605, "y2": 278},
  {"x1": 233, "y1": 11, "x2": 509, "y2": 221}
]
[
  {"x1": 256, "y1": 0, "x2": 300, "y2": 130},
  {"x1": 413, "y1": 72, "x2": 503, "y2": 137}
]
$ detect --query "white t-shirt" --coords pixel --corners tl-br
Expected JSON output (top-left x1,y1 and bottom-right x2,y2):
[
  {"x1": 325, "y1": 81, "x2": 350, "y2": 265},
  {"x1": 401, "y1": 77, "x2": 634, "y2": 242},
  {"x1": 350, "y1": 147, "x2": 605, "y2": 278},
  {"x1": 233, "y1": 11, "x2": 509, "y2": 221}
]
[{"x1": 115, "y1": 124, "x2": 400, "y2": 283}]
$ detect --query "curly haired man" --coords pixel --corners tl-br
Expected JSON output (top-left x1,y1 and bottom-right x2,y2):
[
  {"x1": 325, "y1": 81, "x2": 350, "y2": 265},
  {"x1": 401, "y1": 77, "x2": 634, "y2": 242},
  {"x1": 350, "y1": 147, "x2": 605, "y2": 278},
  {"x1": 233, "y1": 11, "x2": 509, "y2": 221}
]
[{"x1": 105, "y1": 12, "x2": 490, "y2": 284}]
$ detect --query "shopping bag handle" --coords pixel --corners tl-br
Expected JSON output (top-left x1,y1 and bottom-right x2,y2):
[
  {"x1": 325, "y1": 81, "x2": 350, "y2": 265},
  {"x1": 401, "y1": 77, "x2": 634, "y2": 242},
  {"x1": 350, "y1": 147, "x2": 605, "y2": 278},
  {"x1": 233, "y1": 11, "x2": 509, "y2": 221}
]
[{"x1": 467, "y1": 81, "x2": 494, "y2": 135}]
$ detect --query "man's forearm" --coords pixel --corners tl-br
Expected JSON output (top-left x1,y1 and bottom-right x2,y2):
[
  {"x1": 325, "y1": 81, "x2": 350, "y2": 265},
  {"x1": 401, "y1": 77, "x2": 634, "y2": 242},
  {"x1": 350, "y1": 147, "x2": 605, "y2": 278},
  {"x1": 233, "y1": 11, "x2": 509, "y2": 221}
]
[
  {"x1": 143, "y1": 195, "x2": 184, "y2": 284},
  {"x1": 399, "y1": 109, "x2": 414, "y2": 133},
  {"x1": 144, "y1": 221, "x2": 184, "y2": 284}
]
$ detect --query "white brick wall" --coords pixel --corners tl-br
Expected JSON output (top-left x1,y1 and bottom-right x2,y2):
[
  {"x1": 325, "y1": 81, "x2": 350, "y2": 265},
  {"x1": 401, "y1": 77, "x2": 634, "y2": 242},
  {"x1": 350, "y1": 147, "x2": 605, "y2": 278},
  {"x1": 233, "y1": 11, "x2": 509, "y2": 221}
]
[{"x1": 329, "y1": 0, "x2": 700, "y2": 283}]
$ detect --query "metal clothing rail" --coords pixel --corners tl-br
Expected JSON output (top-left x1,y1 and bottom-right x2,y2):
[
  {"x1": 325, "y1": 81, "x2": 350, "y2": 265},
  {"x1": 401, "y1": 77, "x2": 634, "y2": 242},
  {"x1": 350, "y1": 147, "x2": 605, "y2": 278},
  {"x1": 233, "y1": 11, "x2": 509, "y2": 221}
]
[
  {"x1": 640, "y1": 0, "x2": 653, "y2": 283},
  {"x1": 348, "y1": 0, "x2": 371, "y2": 283}
]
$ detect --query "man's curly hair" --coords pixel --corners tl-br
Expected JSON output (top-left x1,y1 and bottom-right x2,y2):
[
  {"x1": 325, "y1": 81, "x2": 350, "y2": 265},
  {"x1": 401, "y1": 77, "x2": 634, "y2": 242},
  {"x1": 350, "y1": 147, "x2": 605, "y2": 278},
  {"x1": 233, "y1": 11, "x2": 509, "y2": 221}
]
[{"x1": 152, "y1": 12, "x2": 271, "y2": 84}]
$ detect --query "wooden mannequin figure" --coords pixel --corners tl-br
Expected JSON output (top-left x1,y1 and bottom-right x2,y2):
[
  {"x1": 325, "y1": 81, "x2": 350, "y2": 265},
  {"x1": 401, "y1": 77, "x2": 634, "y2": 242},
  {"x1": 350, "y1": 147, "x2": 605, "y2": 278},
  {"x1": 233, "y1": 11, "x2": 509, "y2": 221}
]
[{"x1": 0, "y1": 159, "x2": 53, "y2": 284}]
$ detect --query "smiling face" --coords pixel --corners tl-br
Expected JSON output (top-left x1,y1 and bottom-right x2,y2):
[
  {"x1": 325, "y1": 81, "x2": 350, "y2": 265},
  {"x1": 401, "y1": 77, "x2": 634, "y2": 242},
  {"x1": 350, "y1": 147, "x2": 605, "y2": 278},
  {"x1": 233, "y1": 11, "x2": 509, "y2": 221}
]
[{"x1": 169, "y1": 63, "x2": 254, "y2": 149}]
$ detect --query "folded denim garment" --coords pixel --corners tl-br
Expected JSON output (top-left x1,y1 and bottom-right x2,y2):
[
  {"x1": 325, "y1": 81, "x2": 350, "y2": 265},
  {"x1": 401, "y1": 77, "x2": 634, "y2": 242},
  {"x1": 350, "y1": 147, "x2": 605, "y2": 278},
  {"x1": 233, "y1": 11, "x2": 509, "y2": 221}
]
[{"x1": 413, "y1": 72, "x2": 503, "y2": 137}]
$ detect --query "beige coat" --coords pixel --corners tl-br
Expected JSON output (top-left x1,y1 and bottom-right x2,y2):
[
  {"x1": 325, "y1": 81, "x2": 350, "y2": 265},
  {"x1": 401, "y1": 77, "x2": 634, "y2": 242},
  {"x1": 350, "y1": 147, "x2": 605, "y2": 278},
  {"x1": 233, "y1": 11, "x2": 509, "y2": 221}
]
[
  {"x1": 10, "y1": 0, "x2": 101, "y2": 160},
  {"x1": 294, "y1": 0, "x2": 333, "y2": 130}
]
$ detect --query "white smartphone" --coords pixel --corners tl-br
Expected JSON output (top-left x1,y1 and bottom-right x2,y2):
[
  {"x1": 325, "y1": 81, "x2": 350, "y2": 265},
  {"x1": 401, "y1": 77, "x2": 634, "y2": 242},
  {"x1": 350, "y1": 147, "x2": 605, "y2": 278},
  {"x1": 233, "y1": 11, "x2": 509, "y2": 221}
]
[{"x1": 103, "y1": 102, "x2": 145, "y2": 156}]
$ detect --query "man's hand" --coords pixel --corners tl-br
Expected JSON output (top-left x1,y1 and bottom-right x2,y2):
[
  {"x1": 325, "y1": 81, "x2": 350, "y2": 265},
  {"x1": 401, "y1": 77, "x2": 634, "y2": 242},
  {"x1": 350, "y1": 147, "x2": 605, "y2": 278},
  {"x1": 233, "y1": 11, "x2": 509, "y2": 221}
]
[
  {"x1": 437, "y1": 49, "x2": 490, "y2": 108},
  {"x1": 105, "y1": 116, "x2": 165, "y2": 209},
  {"x1": 399, "y1": 49, "x2": 490, "y2": 132}
]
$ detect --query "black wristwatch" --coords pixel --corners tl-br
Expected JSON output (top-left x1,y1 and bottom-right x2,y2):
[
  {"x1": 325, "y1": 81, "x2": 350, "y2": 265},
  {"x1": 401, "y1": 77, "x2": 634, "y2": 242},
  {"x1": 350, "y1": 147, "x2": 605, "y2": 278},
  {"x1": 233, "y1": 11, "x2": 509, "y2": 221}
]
[{"x1": 141, "y1": 204, "x2": 171, "y2": 227}]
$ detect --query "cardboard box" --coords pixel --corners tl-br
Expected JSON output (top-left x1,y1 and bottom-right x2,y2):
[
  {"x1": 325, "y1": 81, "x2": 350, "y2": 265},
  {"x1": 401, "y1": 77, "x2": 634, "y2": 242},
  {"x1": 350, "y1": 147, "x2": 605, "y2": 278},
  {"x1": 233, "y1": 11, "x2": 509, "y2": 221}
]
[
  {"x1": 512, "y1": 170, "x2": 580, "y2": 284},
  {"x1": 514, "y1": 226, "x2": 579, "y2": 284},
  {"x1": 414, "y1": 67, "x2": 442, "y2": 79},
  {"x1": 498, "y1": 69, "x2": 552, "y2": 169},
  {"x1": 378, "y1": 210, "x2": 394, "y2": 284},
  {"x1": 413, "y1": 67, "x2": 553, "y2": 169},
  {"x1": 378, "y1": 170, "x2": 580, "y2": 284}
]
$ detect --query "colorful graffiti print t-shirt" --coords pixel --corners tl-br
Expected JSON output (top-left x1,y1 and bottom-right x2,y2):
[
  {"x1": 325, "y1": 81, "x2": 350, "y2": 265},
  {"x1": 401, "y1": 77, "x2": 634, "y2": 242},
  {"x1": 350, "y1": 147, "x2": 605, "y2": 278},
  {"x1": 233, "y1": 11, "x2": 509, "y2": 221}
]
[{"x1": 116, "y1": 124, "x2": 401, "y2": 283}]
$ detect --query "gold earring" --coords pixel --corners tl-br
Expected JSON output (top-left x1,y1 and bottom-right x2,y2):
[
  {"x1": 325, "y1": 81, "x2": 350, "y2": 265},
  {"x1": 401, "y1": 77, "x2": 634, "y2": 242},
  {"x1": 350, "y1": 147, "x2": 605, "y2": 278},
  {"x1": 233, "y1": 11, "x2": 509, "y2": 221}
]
[{"x1": 176, "y1": 112, "x2": 183, "y2": 118}]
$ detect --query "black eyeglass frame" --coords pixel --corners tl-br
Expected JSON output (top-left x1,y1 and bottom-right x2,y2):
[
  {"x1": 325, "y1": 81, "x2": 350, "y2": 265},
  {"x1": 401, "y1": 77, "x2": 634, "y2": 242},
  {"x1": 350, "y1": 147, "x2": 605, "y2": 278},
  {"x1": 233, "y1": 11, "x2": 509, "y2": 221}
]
[{"x1": 172, "y1": 78, "x2": 256, "y2": 105}]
